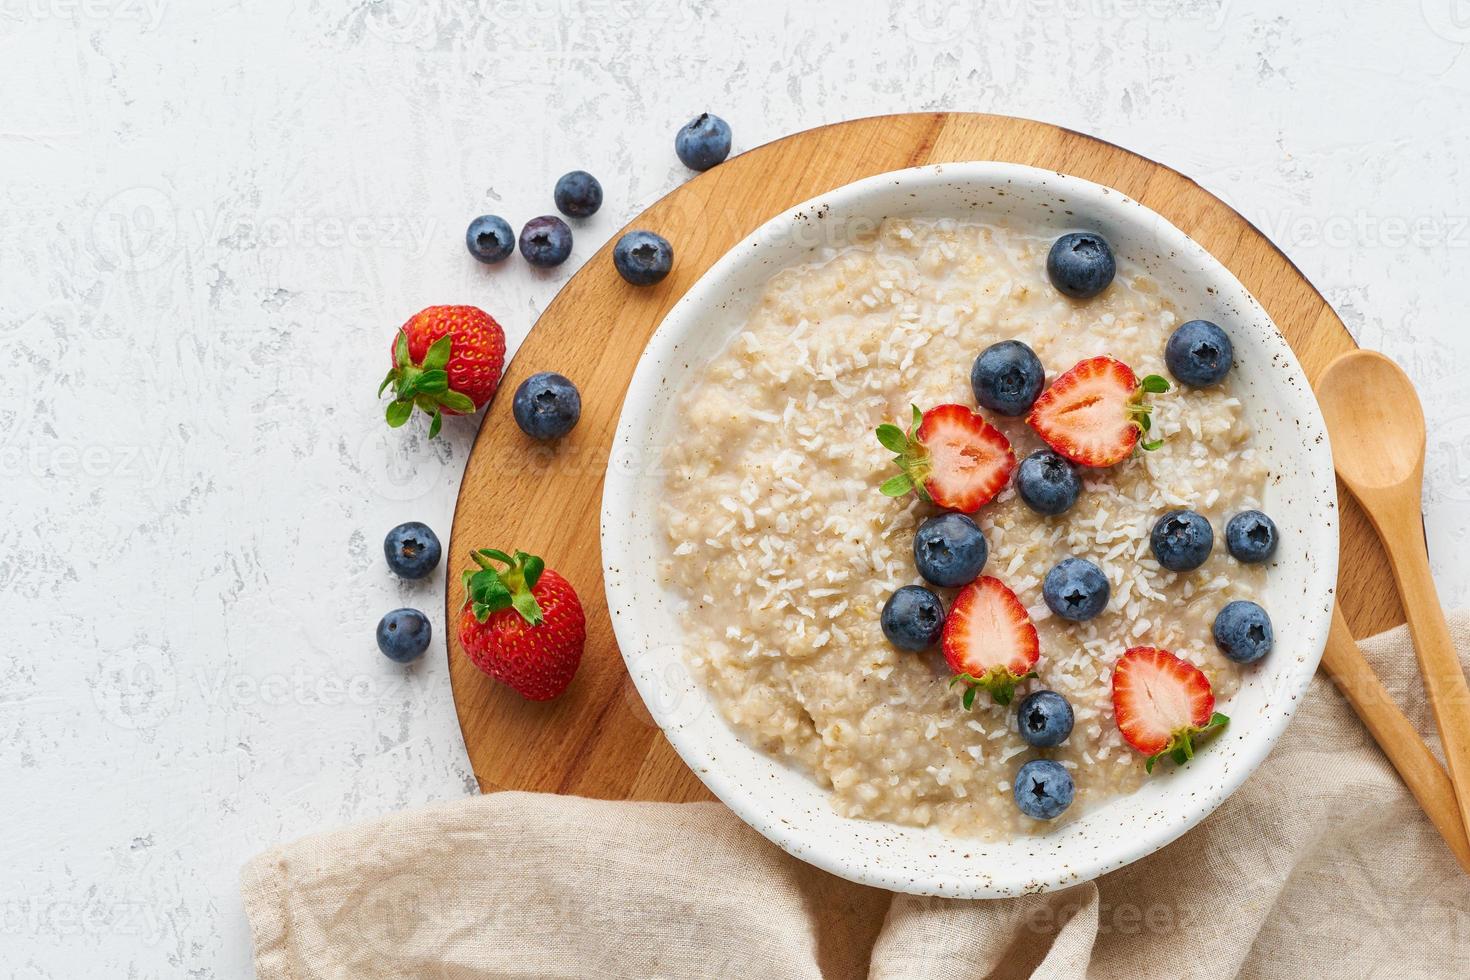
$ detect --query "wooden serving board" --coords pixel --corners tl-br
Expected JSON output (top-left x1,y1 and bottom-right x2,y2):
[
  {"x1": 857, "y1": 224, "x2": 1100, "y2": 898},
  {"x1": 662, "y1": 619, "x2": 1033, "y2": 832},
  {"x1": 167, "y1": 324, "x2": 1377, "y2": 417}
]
[{"x1": 446, "y1": 112, "x2": 1403, "y2": 804}]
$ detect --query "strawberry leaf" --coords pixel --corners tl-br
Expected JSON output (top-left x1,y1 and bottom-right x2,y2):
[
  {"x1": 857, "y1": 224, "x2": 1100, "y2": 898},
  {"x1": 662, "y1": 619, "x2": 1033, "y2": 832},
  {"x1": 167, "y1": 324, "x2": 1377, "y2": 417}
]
[
  {"x1": 518, "y1": 552, "x2": 545, "y2": 589},
  {"x1": 394, "y1": 330, "x2": 410, "y2": 368},
  {"x1": 1140, "y1": 374, "x2": 1171, "y2": 394},
  {"x1": 875, "y1": 424, "x2": 909, "y2": 454},
  {"x1": 879, "y1": 473, "x2": 914, "y2": 497},
  {"x1": 421, "y1": 334, "x2": 453, "y2": 370},
  {"x1": 385, "y1": 400, "x2": 413, "y2": 428},
  {"x1": 1140, "y1": 437, "x2": 1164, "y2": 452},
  {"x1": 377, "y1": 368, "x2": 396, "y2": 397},
  {"x1": 442, "y1": 390, "x2": 476, "y2": 414},
  {"x1": 428, "y1": 408, "x2": 443, "y2": 439},
  {"x1": 462, "y1": 548, "x2": 547, "y2": 626},
  {"x1": 910, "y1": 404, "x2": 923, "y2": 432},
  {"x1": 962, "y1": 685, "x2": 977, "y2": 711}
]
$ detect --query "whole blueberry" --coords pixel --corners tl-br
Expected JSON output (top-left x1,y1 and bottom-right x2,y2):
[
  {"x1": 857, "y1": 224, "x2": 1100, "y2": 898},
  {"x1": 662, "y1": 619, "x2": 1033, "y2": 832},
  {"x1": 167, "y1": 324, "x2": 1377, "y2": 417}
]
[
  {"x1": 465, "y1": 214, "x2": 515, "y2": 264},
  {"x1": 913, "y1": 513, "x2": 988, "y2": 588},
  {"x1": 1043, "y1": 557, "x2": 1111, "y2": 622},
  {"x1": 1016, "y1": 690, "x2": 1074, "y2": 748},
  {"x1": 377, "y1": 608, "x2": 431, "y2": 664},
  {"x1": 1165, "y1": 319, "x2": 1233, "y2": 388},
  {"x1": 1213, "y1": 600, "x2": 1274, "y2": 664},
  {"x1": 1016, "y1": 449, "x2": 1081, "y2": 517},
  {"x1": 553, "y1": 170, "x2": 603, "y2": 218},
  {"x1": 519, "y1": 215, "x2": 573, "y2": 267},
  {"x1": 675, "y1": 112, "x2": 732, "y2": 171},
  {"x1": 1013, "y1": 759, "x2": 1075, "y2": 820},
  {"x1": 880, "y1": 585, "x2": 945, "y2": 651},
  {"x1": 383, "y1": 521, "x2": 442, "y2": 579},
  {"x1": 1226, "y1": 510, "x2": 1278, "y2": 564},
  {"x1": 612, "y1": 230, "x2": 674, "y2": 286},
  {"x1": 971, "y1": 339, "x2": 1045, "y2": 416},
  {"x1": 1150, "y1": 510, "x2": 1214, "y2": 572},
  {"x1": 513, "y1": 372, "x2": 581, "y2": 440},
  {"x1": 1046, "y1": 232, "x2": 1116, "y2": 299}
]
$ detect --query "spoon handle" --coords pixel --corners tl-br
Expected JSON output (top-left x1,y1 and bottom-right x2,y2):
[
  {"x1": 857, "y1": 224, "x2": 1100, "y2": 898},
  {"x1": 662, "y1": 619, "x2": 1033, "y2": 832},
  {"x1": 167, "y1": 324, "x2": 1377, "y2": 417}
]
[
  {"x1": 1321, "y1": 605, "x2": 1470, "y2": 872},
  {"x1": 1376, "y1": 500, "x2": 1470, "y2": 836}
]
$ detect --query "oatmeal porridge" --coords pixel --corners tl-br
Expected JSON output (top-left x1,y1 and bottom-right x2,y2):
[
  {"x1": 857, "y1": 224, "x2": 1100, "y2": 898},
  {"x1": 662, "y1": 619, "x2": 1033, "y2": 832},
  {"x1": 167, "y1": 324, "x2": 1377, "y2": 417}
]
[{"x1": 657, "y1": 217, "x2": 1268, "y2": 838}]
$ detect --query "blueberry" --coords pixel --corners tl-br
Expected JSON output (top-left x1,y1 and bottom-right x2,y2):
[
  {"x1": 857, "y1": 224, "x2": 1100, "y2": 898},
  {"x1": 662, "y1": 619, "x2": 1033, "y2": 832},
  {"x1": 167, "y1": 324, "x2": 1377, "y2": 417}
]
[
  {"x1": 1226, "y1": 510, "x2": 1278, "y2": 564},
  {"x1": 880, "y1": 585, "x2": 944, "y2": 651},
  {"x1": 1213, "y1": 600, "x2": 1274, "y2": 664},
  {"x1": 1150, "y1": 510, "x2": 1214, "y2": 572},
  {"x1": 675, "y1": 112, "x2": 732, "y2": 171},
  {"x1": 1016, "y1": 690, "x2": 1074, "y2": 748},
  {"x1": 613, "y1": 230, "x2": 674, "y2": 286},
  {"x1": 377, "y1": 608, "x2": 431, "y2": 663},
  {"x1": 383, "y1": 521, "x2": 442, "y2": 579},
  {"x1": 913, "y1": 513, "x2": 988, "y2": 588},
  {"x1": 1042, "y1": 557, "x2": 1110, "y2": 621},
  {"x1": 971, "y1": 340, "x2": 1045, "y2": 416},
  {"x1": 513, "y1": 372, "x2": 581, "y2": 440},
  {"x1": 1013, "y1": 759, "x2": 1074, "y2": 820},
  {"x1": 465, "y1": 214, "x2": 514, "y2": 264},
  {"x1": 1165, "y1": 319, "x2": 1233, "y2": 387},
  {"x1": 1016, "y1": 449, "x2": 1081, "y2": 517},
  {"x1": 553, "y1": 170, "x2": 603, "y2": 218},
  {"x1": 519, "y1": 216, "x2": 573, "y2": 267},
  {"x1": 1046, "y1": 232, "x2": 1116, "y2": 299}
]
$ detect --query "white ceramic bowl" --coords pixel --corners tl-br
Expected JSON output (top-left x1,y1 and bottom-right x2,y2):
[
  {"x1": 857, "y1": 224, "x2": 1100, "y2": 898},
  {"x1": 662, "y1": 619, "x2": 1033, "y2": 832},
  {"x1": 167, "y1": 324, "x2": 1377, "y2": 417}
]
[{"x1": 602, "y1": 162, "x2": 1337, "y2": 897}]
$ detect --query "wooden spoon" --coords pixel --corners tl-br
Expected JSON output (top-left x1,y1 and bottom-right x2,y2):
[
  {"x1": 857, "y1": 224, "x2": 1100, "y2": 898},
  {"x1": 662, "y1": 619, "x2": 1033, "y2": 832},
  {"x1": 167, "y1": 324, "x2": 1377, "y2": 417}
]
[
  {"x1": 1317, "y1": 349, "x2": 1470, "y2": 835},
  {"x1": 1320, "y1": 603, "x2": 1470, "y2": 872}
]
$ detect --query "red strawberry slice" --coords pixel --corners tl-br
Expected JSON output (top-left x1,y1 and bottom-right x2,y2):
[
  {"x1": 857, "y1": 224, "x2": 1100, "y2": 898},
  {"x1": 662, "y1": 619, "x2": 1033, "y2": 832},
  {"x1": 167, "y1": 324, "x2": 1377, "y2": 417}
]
[
  {"x1": 1025, "y1": 356, "x2": 1170, "y2": 467},
  {"x1": 942, "y1": 576, "x2": 1040, "y2": 707},
  {"x1": 1111, "y1": 646, "x2": 1230, "y2": 772},
  {"x1": 876, "y1": 404, "x2": 1015, "y2": 512}
]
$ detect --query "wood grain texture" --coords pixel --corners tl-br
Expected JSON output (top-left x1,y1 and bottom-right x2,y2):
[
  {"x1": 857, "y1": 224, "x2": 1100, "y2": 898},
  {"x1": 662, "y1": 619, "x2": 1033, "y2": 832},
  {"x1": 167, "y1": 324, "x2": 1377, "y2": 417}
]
[{"x1": 446, "y1": 112, "x2": 1402, "y2": 804}]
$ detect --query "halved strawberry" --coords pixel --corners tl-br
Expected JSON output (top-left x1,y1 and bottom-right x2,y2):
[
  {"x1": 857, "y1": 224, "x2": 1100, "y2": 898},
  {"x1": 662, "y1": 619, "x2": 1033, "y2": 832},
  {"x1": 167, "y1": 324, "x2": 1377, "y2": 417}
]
[
  {"x1": 942, "y1": 576, "x2": 1040, "y2": 707},
  {"x1": 876, "y1": 404, "x2": 1015, "y2": 512},
  {"x1": 1111, "y1": 646, "x2": 1230, "y2": 772},
  {"x1": 1025, "y1": 356, "x2": 1171, "y2": 467}
]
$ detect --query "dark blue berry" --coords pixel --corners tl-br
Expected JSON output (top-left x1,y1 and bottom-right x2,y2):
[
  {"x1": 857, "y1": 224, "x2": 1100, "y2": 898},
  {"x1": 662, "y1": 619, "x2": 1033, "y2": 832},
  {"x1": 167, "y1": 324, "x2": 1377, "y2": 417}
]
[
  {"x1": 1165, "y1": 319, "x2": 1234, "y2": 387},
  {"x1": 1046, "y1": 232, "x2": 1115, "y2": 299},
  {"x1": 1016, "y1": 449, "x2": 1081, "y2": 517},
  {"x1": 971, "y1": 339, "x2": 1045, "y2": 416},
  {"x1": 1213, "y1": 600, "x2": 1273, "y2": 664},
  {"x1": 613, "y1": 230, "x2": 673, "y2": 286},
  {"x1": 513, "y1": 372, "x2": 581, "y2": 440},
  {"x1": 880, "y1": 585, "x2": 944, "y2": 651},
  {"x1": 377, "y1": 608, "x2": 431, "y2": 663},
  {"x1": 675, "y1": 113, "x2": 732, "y2": 171},
  {"x1": 1043, "y1": 557, "x2": 1110, "y2": 621},
  {"x1": 465, "y1": 214, "x2": 514, "y2": 264},
  {"x1": 913, "y1": 513, "x2": 988, "y2": 588},
  {"x1": 553, "y1": 170, "x2": 603, "y2": 218},
  {"x1": 1150, "y1": 510, "x2": 1214, "y2": 572},
  {"x1": 1226, "y1": 510, "x2": 1278, "y2": 564},
  {"x1": 519, "y1": 216, "x2": 573, "y2": 267},
  {"x1": 1013, "y1": 759, "x2": 1074, "y2": 820},
  {"x1": 383, "y1": 521, "x2": 441, "y2": 579},
  {"x1": 1016, "y1": 690, "x2": 1074, "y2": 748}
]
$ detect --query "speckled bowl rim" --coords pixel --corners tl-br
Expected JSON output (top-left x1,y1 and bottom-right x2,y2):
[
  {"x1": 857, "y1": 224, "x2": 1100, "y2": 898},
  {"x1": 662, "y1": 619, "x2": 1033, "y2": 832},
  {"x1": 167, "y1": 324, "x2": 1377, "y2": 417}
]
[{"x1": 602, "y1": 161, "x2": 1337, "y2": 898}]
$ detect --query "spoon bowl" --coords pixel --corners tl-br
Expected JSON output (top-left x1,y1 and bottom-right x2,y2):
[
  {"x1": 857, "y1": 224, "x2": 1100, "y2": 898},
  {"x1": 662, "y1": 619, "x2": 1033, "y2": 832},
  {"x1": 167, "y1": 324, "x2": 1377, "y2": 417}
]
[{"x1": 1317, "y1": 350, "x2": 1426, "y2": 492}]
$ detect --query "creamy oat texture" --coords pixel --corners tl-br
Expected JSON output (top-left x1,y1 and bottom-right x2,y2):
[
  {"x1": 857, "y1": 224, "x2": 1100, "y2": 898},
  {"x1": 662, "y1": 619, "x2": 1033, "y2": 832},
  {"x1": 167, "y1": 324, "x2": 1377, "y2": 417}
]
[{"x1": 658, "y1": 217, "x2": 1268, "y2": 838}]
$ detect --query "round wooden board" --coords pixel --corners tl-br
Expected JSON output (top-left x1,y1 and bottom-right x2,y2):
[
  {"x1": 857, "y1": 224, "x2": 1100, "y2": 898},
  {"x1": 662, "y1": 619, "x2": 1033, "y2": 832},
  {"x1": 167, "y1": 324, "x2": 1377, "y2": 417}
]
[{"x1": 447, "y1": 112, "x2": 1404, "y2": 804}]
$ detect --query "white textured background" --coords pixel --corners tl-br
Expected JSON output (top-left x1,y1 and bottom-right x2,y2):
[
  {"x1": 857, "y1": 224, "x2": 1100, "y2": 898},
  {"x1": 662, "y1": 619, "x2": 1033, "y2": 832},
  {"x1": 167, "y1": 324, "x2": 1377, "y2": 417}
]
[{"x1": 4, "y1": 0, "x2": 1470, "y2": 975}]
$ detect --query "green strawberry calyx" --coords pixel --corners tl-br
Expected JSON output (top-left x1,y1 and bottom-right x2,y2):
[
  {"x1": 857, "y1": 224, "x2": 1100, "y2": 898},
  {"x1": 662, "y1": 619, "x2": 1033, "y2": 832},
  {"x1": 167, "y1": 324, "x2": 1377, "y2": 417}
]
[
  {"x1": 1129, "y1": 374, "x2": 1171, "y2": 452},
  {"x1": 950, "y1": 668, "x2": 1038, "y2": 709},
  {"x1": 875, "y1": 405, "x2": 934, "y2": 502},
  {"x1": 380, "y1": 332, "x2": 477, "y2": 439},
  {"x1": 1144, "y1": 711, "x2": 1230, "y2": 773},
  {"x1": 461, "y1": 549, "x2": 546, "y2": 626}
]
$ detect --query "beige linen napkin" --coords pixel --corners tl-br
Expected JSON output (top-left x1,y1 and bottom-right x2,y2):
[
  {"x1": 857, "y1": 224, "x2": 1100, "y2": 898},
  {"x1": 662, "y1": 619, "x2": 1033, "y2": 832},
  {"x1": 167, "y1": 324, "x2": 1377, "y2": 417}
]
[{"x1": 243, "y1": 616, "x2": 1470, "y2": 979}]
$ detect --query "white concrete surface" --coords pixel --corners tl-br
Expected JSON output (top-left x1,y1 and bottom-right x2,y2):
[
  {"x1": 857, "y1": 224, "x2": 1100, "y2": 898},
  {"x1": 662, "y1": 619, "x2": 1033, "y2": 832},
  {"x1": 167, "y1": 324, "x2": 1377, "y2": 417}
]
[{"x1": 3, "y1": 1, "x2": 1469, "y2": 975}]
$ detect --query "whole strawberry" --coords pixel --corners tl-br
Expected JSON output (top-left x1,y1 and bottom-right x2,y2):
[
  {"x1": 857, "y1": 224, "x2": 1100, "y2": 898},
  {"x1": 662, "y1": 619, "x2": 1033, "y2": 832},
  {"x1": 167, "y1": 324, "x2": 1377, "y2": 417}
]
[
  {"x1": 380, "y1": 305, "x2": 506, "y2": 438},
  {"x1": 458, "y1": 549, "x2": 586, "y2": 701}
]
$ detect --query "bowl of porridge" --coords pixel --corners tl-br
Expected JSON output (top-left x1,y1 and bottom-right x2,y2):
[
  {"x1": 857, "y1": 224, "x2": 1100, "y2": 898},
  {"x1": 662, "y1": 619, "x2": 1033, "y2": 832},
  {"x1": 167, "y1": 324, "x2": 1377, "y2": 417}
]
[{"x1": 602, "y1": 162, "x2": 1336, "y2": 897}]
